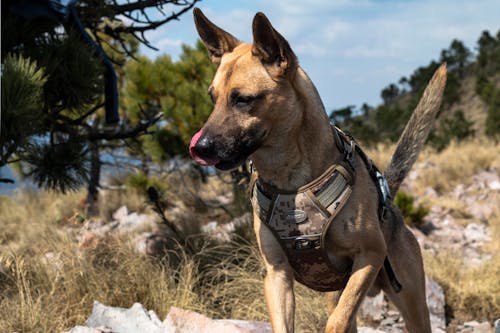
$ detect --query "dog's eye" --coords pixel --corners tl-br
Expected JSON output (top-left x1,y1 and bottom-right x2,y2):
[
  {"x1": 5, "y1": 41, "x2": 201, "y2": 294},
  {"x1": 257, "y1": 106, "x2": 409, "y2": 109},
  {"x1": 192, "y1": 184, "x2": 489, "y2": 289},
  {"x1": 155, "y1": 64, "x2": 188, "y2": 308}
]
[
  {"x1": 234, "y1": 95, "x2": 255, "y2": 107},
  {"x1": 231, "y1": 91, "x2": 262, "y2": 108}
]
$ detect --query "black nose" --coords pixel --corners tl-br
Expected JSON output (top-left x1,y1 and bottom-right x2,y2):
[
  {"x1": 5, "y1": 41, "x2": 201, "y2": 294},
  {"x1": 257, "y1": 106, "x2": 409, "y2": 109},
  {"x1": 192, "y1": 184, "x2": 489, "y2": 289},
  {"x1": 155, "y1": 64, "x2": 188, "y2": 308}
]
[{"x1": 194, "y1": 134, "x2": 217, "y2": 159}]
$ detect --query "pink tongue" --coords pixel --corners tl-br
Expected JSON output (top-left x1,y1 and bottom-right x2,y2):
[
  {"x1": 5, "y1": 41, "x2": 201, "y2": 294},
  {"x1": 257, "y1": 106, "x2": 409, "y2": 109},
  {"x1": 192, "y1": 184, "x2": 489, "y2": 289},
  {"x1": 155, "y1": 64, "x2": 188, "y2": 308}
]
[{"x1": 189, "y1": 129, "x2": 220, "y2": 166}]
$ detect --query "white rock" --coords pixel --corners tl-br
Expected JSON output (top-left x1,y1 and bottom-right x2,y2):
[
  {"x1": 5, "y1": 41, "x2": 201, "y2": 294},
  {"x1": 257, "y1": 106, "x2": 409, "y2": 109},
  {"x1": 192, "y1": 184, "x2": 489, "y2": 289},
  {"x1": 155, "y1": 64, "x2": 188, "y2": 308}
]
[
  {"x1": 360, "y1": 291, "x2": 387, "y2": 322},
  {"x1": 163, "y1": 307, "x2": 271, "y2": 333},
  {"x1": 489, "y1": 180, "x2": 500, "y2": 190},
  {"x1": 201, "y1": 221, "x2": 218, "y2": 233},
  {"x1": 425, "y1": 276, "x2": 446, "y2": 332},
  {"x1": 464, "y1": 223, "x2": 491, "y2": 244},
  {"x1": 65, "y1": 326, "x2": 112, "y2": 333},
  {"x1": 85, "y1": 301, "x2": 163, "y2": 333},
  {"x1": 358, "y1": 328, "x2": 387, "y2": 333},
  {"x1": 461, "y1": 320, "x2": 492, "y2": 333},
  {"x1": 112, "y1": 205, "x2": 129, "y2": 221}
]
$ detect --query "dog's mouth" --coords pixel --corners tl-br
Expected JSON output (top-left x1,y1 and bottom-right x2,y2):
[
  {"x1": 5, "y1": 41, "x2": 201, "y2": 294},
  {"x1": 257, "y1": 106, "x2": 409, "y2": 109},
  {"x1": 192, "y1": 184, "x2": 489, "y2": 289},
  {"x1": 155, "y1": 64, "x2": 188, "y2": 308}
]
[
  {"x1": 189, "y1": 129, "x2": 255, "y2": 171},
  {"x1": 189, "y1": 130, "x2": 220, "y2": 166}
]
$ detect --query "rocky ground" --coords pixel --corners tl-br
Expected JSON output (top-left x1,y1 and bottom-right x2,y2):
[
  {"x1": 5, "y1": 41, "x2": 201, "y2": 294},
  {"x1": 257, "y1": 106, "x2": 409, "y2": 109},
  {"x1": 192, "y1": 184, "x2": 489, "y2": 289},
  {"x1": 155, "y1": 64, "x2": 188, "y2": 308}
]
[{"x1": 65, "y1": 167, "x2": 500, "y2": 333}]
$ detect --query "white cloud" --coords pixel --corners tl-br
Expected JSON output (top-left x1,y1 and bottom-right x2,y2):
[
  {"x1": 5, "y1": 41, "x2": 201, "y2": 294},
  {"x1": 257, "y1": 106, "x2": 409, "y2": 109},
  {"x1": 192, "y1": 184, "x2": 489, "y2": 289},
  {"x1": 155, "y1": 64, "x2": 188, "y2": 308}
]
[
  {"x1": 324, "y1": 21, "x2": 351, "y2": 42},
  {"x1": 343, "y1": 46, "x2": 395, "y2": 58},
  {"x1": 156, "y1": 38, "x2": 183, "y2": 49}
]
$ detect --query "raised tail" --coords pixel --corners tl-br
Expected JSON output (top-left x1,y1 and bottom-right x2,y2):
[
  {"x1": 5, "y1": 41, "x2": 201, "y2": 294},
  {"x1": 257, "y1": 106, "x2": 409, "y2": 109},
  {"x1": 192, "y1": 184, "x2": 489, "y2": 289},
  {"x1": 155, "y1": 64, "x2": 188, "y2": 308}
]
[{"x1": 384, "y1": 63, "x2": 447, "y2": 198}]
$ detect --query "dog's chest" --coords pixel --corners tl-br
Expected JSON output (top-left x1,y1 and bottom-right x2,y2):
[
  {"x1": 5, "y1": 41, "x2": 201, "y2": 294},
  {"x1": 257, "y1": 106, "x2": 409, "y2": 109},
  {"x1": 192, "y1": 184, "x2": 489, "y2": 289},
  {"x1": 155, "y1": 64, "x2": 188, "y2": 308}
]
[{"x1": 251, "y1": 166, "x2": 353, "y2": 291}]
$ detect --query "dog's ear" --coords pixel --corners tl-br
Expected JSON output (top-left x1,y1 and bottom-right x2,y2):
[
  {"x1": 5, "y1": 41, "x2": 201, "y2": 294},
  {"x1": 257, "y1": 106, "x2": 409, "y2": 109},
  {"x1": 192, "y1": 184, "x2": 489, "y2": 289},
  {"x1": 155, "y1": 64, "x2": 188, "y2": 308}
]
[
  {"x1": 252, "y1": 12, "x2": 297, "y2": 77},
  {"x1": 193, "y1": 8, "x2": 240, "y2": 66}
]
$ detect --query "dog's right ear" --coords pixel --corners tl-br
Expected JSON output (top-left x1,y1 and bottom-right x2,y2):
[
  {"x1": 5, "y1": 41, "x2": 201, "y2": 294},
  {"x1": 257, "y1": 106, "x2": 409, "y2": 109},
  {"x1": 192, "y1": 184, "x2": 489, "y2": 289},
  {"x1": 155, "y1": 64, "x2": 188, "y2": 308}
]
[
  {"x1": 252, "y1": 12, "x2": 297, "y2": 77},
  {"x1": 193, "y1": 8, "x2": 240, "y2": 66}
]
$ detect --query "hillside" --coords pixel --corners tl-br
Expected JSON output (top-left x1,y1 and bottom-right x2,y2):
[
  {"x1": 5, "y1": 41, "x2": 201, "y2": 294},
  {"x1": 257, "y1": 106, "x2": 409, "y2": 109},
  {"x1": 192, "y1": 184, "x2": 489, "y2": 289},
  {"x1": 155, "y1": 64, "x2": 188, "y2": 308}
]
[{"x1": 330, "y1": 30, "x2": 500, "y2": 148}]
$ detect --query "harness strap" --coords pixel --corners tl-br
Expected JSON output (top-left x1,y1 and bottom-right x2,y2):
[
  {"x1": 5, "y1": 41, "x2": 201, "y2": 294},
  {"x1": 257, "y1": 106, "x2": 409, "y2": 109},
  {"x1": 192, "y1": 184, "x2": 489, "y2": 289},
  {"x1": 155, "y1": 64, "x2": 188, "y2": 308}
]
[{"x1": 252, "y1": 164, "x2": 353, "y2": 222}]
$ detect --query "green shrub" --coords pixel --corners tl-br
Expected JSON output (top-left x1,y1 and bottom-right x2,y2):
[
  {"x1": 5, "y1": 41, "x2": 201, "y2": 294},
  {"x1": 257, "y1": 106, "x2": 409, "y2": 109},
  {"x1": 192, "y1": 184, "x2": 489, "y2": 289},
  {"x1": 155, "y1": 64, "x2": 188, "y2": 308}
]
[
  {"x1": 125, "y1": 171, "x2": 167, "y2": 195},
  {"x1": 394, "y1": 191, "x2": 429, "y2": 227}
]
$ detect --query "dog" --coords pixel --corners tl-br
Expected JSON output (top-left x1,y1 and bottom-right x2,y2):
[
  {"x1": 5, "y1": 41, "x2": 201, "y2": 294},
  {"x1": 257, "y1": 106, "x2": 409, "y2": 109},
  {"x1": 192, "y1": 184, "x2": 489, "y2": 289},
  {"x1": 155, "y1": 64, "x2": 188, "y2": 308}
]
[{"x1": 189, "y1": 8, "x2": 446, "y2": 333}]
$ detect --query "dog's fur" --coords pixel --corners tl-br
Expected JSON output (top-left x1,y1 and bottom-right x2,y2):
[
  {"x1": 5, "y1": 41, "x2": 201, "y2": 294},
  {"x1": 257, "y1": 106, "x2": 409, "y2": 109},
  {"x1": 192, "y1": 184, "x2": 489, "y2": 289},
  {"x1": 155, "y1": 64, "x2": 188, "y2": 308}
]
[{"x1": 191, "y1": 8, "x2": 446, "y2": 333}]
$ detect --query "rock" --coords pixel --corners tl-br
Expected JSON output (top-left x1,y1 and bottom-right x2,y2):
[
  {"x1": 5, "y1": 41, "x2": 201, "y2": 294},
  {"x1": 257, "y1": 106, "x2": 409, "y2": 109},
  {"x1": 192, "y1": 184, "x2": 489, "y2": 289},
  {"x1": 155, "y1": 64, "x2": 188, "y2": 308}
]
[
  {"x1": 78, "y1": 206, "x2": 157, "y2": 249},
  {"x1": 164, "y1": 307, "x2": 271, "y2": 333},
  {"x1": 466, "y1": 200, "x2": 494, "y2": 221},
  {"x1": 111, "y1": 208, "x2": 156, "y2": 234},
  {"x1": 495, "y1": 318, "x2": 500, "y2": 333},
  {"x1": 358, "y1": 328, "x2": 387, "y2": 333},
  {"x1": 201, "y1": 221, "x2": 218, "y2": 233},
  {"x1": 66, "y1": 302, "x2": 273, "y2": 333},
  {"x1": 458, "y1": 320, "x2": 492, "y2": 333},
  {"x1": 464, "y1": 223, "x2": 491, "y2": 245},
  {"x1": 426, "y1": 276, "x2": 446, "y2": 332},
  {"x1": 490, "y1": 180, "x2": 500, "y2": 190},
  {"x1": 112, "y1": 205, "x2": 129, "y2": 222},
  {"x1": 360, "y1": 291, "x2": 387, "y2": 322},
  {"x1": 66, "y1": 326, "x2": 112, "y2": 333},
  {"x1": 134, "y1": 231, "x2": 171, "y2": 257},
  {"x1": 85, "y1": 301, "x2": 163, "y2": 333},
  {"x1": 218, "y1": 319, "x2": 272, "y2": 333},
  {"x1": 202, "y1": 213, "x2": 252, "y2": 242},
  {"x1": 424, "y1": 186, "x2": 438, "y2": 198}
]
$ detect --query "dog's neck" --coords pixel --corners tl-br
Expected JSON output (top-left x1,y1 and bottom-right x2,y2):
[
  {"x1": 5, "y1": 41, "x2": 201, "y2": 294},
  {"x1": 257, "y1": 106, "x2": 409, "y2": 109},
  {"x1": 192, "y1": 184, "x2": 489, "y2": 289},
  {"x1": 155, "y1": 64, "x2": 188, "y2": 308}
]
[{"x1": 250, "y1": 68, "x2": 341, "y2": 191}]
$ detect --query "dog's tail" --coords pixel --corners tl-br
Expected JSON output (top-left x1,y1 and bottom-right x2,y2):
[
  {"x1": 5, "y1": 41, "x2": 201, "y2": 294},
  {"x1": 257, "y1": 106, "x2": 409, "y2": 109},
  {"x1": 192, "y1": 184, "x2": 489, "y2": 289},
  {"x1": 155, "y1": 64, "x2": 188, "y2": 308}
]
[{"x1": 384, "y1": 63, "x2": 447, "y2": 198}]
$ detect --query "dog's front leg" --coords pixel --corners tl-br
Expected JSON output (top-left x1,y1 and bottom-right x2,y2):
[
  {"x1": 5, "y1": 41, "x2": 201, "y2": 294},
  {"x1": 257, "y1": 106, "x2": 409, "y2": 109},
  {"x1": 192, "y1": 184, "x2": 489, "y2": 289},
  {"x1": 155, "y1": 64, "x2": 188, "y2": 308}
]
[
  {"x1": 264, "y1": 263, "x2": 295, "y2": 333},
  {"x1": 254, "y1": 217, "x2": 295, "y2": 333},
  {"x1": 325, "y1": 251, "x2": 385, "y2": 333}
]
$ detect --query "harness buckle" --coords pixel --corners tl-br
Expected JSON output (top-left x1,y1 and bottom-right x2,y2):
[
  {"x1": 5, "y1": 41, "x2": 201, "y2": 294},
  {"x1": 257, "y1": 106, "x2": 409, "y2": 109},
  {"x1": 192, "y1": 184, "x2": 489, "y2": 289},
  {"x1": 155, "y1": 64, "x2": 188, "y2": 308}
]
[
  {"x1": 375, "y1": 170, "x2": 391, "y2": 203},
  {"x1": 293, "y1": 236, "x2": 321, "y2": 250},
  {"x1": 344, "y1": 140, "x2": 356, "y2": 171}
]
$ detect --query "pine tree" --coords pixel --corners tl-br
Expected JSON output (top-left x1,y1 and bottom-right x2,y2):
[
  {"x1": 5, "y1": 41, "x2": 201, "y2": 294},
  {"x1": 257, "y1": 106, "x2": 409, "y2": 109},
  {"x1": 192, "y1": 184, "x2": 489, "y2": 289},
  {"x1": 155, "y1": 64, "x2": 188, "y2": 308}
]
[
  {"x1": 1, "y1": 0, "x2": 199, "y2": 215},
  {"x1": 475, "y1": 30, "x2": 500, "y2": 138},
  {"x1": 121, "y1": 41, "x2": 215, "y2": 164}
]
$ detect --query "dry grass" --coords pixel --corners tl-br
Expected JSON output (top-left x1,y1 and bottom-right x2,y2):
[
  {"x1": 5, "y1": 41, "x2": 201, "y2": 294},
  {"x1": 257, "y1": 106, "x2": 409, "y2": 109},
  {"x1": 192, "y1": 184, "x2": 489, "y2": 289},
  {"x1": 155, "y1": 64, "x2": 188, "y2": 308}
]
[
  {"x1": 415, "y1": 138, "x2": 500, "y2": 194},
  {"x1": 0, "y1": 189, "x2": 326, "y2": 333},
  {"x1": 423, "y1": 248, "x2": 500, "y2": 322},
  {"x1": 1, "y1": 137, "x2": 499, "y2": 332}
]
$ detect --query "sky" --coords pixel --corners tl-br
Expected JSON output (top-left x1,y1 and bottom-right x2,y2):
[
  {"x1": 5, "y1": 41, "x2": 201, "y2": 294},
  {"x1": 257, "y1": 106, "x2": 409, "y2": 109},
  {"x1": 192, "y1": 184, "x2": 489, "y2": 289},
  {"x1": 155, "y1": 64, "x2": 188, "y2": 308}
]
[{"x1": 142, "y1": 0, "x2": 500, "y2": 111}]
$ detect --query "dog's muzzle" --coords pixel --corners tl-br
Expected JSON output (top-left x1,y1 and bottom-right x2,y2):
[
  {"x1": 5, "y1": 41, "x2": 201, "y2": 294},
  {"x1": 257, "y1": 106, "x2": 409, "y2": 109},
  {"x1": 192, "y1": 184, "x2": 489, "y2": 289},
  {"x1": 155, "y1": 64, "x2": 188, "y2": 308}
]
[
  {"x1": 189, "y1": 129, "x2": 253, "y2": 170},
  {"x1": 189, "y1": 129, "x2": 221, "y2": 166}
]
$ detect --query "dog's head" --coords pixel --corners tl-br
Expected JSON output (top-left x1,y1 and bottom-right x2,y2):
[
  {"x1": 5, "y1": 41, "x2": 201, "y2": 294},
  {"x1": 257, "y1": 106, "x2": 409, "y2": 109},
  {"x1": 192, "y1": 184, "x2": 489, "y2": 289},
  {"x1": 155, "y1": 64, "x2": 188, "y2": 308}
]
[{"x1": 189, "y1": 8, "x2": 301, "y2": 170}]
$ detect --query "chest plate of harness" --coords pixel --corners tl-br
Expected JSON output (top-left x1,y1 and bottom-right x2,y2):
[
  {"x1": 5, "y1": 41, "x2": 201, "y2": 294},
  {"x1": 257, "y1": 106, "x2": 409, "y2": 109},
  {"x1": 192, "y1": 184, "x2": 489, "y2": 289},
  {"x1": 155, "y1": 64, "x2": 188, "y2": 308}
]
[{"x1": 251, "y1": 164, "x2": 354, "y2": 292}]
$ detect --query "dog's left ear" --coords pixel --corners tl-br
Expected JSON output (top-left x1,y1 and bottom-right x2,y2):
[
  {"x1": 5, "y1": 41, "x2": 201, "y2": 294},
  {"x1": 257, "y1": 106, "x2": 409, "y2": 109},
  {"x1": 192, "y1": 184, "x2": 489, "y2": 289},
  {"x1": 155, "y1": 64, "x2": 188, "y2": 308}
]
[{"x1": 252, "y1": 12, "x2": 298, "y2": 77}]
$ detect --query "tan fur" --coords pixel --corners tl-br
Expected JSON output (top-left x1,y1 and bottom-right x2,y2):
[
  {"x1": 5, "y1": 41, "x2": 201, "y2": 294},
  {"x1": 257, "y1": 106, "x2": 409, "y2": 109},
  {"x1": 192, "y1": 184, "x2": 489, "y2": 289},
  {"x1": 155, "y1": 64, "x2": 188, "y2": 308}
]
[{"x1": 193, "y1": 8, "x2": 446, "y2": 333}]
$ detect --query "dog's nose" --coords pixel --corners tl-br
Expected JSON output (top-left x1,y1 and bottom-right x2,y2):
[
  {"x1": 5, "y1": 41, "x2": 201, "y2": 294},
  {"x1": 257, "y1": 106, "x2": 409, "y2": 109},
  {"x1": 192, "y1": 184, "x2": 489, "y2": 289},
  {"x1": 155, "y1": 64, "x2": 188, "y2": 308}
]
[{"x1": 194, "y1": 134, "x2": 217, "y2": 159}]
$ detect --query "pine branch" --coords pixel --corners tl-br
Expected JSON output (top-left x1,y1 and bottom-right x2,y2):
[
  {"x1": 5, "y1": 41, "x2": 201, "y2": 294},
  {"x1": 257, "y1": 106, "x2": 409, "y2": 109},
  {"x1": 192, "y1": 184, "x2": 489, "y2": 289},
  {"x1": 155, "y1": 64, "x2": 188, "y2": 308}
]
[
  {"x1": 110, "y1": 0, "x2": 195, "y2": 15},
  {"x1": 109, "y1": 1, "x2": 198, "y2": 34},
  {"x1": 72, "y1": 102, "x2": 106, "y2": 124},
  {"x1": 87, "y1": 112, "x2": 163, "y2": 141}
]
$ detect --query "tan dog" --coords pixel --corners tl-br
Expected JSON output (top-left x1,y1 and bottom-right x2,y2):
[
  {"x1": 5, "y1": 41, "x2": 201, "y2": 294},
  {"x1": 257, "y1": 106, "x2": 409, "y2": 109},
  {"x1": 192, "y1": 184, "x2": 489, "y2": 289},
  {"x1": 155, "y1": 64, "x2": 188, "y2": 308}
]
[{"x1": 189, "y1": 8, "x2": 446, "y2": 333}]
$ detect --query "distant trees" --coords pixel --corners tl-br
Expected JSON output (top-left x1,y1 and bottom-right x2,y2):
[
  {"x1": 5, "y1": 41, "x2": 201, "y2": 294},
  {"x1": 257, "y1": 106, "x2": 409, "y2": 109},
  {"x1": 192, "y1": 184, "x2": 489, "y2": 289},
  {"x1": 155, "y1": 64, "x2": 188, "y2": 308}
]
[
  {"x1": 381, "y1": 84, "x2": 400, "y2": 105},
  {"x1": 329, "y1": 31, "x2": 500, "y2": 148},
  {"x1": 475, "y1": 30, "x2": 500, "y2": 138}
]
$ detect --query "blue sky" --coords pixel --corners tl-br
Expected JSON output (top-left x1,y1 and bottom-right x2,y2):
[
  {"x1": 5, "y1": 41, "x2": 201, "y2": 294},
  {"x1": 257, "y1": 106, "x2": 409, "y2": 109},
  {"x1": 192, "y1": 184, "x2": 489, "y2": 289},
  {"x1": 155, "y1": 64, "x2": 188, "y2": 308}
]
[{"x1": 140, "y1": 0, "x2": 500, "y2": 111}]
